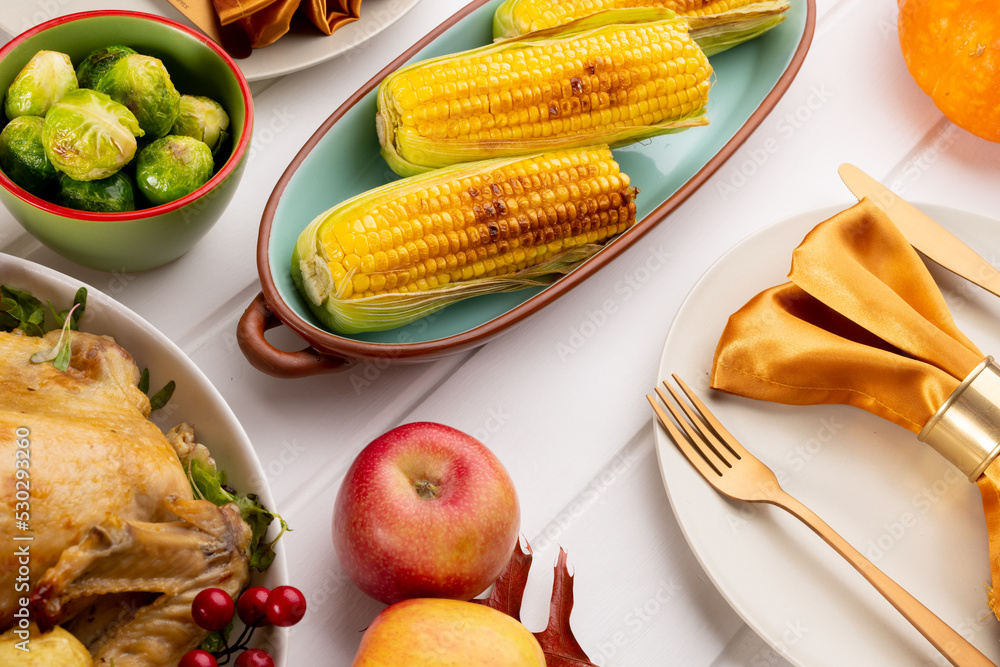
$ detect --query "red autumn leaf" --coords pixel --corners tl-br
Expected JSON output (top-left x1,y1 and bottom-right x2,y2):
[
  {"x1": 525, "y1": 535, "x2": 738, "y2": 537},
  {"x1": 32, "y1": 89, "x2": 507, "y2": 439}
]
[
  {"x1": 475, "y1": 539, "x2": 596, "y2": 667},
  {"x1": 473, "y1": 538, "x2": 533, "y2": 622},
  {"x1": 535, "y1": 548, "x2": 592, "y2": 666}
]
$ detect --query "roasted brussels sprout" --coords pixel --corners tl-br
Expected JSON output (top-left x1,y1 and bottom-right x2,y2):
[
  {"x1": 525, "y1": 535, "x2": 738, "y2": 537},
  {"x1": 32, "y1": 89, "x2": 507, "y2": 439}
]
[
  {"x1": 42, "y1": 88, "x2": 143, "y2": 181},
  {"x1": 0, "y1": 116, "x2": 56, "y2": 195},
  {"x1": 136, "y1": 135, "x2": 213, "y2": 205},
  {"x1": 4, "y1": 50, "x2": 78, "y2": 120},
  {"x1": 172, "y1": 95, "x2": 230, "y2": 155},
  {"x1": 95, "y1": 53, "x2": 180, "y2": 138},
  {"x1": 75, "y1": 45, "x2": 135, "y2": 89},
  {"x1": 56, "y1": 171, "x2": 135, "y2": 212}
]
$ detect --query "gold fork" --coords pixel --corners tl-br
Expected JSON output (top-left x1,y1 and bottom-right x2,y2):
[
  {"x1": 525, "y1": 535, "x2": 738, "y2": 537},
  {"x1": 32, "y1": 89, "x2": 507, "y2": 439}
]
[{"x1": 648, "y1": 374, "x2": 995, "y2": 667}]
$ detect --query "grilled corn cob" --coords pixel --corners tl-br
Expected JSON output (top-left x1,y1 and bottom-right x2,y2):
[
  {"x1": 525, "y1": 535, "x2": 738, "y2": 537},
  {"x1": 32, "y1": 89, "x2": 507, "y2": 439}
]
[
  {"x1": 292, "y1": 146, "x2": 637, "y2": 334},
  {"x1": 376, "y1": 16, "x2": 711, "y2": 177},
  {"x1": 492, "y1": 0, "x2": 791, "y2": 43}
]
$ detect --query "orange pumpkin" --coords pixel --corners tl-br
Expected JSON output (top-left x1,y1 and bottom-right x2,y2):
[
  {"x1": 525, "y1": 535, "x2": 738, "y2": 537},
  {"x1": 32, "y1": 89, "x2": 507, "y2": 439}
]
[{"x1": 898, "y1": 0, "x2": 1000, "y2": 142}]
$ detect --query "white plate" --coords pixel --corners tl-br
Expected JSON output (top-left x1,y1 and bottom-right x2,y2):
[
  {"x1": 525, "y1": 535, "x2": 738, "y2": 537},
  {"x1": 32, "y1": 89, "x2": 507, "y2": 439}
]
[
  {"x1": 656, "y1": 204, "x2": 1000, "y2": 666},
  {"x1": 0, "y1": 0, "x2": 421, "y2": 81},
  {"x1": 0, "y1": 254, "x2": 290, "y2": 663}
]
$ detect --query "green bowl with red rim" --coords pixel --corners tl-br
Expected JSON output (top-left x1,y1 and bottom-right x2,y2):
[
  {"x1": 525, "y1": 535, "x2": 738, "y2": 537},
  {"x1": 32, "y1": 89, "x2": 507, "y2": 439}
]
[{"x1": 0, "y1": 10, "x2": 253, "y2": 272}]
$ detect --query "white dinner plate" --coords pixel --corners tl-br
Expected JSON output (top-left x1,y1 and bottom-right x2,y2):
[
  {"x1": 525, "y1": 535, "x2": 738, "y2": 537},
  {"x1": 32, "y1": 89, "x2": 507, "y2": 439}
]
[
  {"x1": 0, "y1": 254, "x2": 290, "y2": 663},
  {"x1": 656, "y1": 204, "x2": 1000, "y2": 666},
  {"x1": 0, "y1": 0, "x2": 421, "y2": 81}
]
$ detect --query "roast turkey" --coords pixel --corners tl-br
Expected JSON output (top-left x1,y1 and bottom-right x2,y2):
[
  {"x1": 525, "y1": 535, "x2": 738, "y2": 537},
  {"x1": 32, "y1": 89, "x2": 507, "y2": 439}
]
[{"x1": 0, "y1": 328, "x2": 251, "y2": 665}]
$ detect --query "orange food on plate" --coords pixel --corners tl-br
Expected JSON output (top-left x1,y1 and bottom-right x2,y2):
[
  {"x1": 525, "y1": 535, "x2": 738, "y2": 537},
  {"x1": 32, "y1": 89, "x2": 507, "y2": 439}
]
[{"x1": 897, "y1": 0, "x2": 1000, "y2": 142}]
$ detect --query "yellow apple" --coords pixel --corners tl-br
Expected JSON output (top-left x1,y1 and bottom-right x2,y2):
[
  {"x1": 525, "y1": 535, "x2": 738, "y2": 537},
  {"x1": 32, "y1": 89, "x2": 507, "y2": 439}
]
[{"x1": 351, "y1": 598, "x2": 546, "y2": 666}]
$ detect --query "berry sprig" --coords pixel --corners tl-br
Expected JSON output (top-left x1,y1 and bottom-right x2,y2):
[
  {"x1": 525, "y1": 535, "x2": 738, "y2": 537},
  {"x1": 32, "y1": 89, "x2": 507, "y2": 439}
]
[{"x1": 179, "y1": 585, "x2": 307, "y2": 667}]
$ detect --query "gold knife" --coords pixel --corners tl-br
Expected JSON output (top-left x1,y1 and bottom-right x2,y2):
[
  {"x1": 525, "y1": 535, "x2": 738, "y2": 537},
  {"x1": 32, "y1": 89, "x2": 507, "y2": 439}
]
[{"x1": 839, "y1": 163, "x2": 1000, "y2": 298}]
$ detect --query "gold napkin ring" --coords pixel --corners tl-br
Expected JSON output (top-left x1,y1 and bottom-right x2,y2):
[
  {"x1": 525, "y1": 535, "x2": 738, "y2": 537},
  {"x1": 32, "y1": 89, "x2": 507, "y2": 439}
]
[{"x1": 919, "y1": 356, "x2": 1000, "y2": 481}]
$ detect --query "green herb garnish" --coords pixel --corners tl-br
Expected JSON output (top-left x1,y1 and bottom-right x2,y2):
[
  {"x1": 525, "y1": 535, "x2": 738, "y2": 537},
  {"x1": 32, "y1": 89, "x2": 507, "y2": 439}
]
[
  {"x1": 199, "y1": 623, "x2": 233, "y2": 654},
  {"x1": 138, "y1": 368, "x2": 175, "y2": 411},
  {"x1": 30, "y1": 302, "x2": 80, "y2": 372},
  {"x1": 184, "y1": 452, "x2": 289, "y2": 572},
  {"x1": 0, "y1": 285, "x2": 87, "y2": 336},
  {"x1": 1, "y1": 285, "x2": 48, "y2": 335},
  {"x1": 149, "y1": 380, "x2": 175, "y2": 411},
  {"x1": 50, "y1": 287, "x2": 87, "y2": 330}
]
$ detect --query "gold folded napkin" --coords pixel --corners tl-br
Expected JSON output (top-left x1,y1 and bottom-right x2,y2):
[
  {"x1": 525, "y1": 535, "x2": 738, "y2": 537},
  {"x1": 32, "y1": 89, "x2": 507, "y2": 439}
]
[
  {"x1": 212, "y1": 0, "x2": 280, "y2": 24},
  {"x1": 304, "y1": 0, "x2": 363, "y2": 35},
  {"x1": 711, "y1": 198, "x2": 1000, "y2": 616},
  {"x1": 211, "y1": 0, "x2": 362, "y2": 47}
]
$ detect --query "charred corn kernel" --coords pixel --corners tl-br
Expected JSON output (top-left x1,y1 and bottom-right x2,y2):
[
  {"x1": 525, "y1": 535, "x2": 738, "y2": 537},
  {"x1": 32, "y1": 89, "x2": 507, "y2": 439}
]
[
  {"x1": 492, "y1": 0, "x2": 791, "y2": 41},
  {"x1": 292, "y1": 146, "x2": 638, "y2": 334},
  {"x1": 376, "y1": 17, "x2": 712, "y2": 176}
]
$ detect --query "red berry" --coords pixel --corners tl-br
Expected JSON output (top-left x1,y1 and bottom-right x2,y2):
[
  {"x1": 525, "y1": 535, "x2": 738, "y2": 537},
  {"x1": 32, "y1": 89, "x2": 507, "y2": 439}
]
[
  {"x1": 235, "y1": 649, "x2": 275, "y2": 667},
  {"x1": 179, "y1": 649, "x2": 218, "y2": 667},
  {"x1": 191, "y1": 588, "x2": 235, "y2": 631},
  {"x1": 265, "y1": 585, "x2": 306, "y2": 627},
  {"x1": 237, "y1": 586, "x2": 272, "y2": 626}
]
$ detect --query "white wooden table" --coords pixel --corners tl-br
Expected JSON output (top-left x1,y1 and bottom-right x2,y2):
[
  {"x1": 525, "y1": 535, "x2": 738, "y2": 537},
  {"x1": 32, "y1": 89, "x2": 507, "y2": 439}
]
[{"x1": 4, "y1": 0, "x2": 1000, "y2": 664}]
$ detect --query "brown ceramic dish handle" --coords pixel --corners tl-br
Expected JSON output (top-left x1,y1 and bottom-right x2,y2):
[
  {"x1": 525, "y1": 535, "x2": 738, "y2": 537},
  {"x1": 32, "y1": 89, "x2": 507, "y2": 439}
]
[{"x1": 237, "y1": 292, "x2": 351, "y2": 378}]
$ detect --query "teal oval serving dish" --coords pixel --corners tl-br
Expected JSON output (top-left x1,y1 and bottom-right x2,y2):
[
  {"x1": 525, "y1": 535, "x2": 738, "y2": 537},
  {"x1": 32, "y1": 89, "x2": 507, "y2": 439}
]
[{"x1": 239, "y1": 0, "x2": 816, "y2": 378}]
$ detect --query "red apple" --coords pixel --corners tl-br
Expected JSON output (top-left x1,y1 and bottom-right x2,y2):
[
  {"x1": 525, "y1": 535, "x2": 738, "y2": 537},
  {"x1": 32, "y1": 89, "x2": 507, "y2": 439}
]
[{"x1": 332, "y1": 422, "x2": 520, "y2": 605}]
